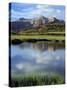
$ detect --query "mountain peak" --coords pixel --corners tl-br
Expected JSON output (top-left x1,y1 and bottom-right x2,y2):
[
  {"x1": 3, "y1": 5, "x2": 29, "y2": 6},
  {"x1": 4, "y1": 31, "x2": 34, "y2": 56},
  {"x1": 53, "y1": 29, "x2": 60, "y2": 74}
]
[
  {"x1": 19, "y1": 18, "x2": 25, "y2": 20},
  {"x1": 34, "y1": 16, "x2": 46, "y2": 20}
]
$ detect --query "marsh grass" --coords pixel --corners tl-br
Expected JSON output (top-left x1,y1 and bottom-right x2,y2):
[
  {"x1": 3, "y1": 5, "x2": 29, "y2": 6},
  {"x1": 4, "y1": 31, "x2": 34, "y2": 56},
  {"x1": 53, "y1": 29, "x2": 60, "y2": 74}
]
[
  {"x1": 11, "y1": 35, "x2": 65, "y2": 41},
  {"x1": 10, "y1": 74, "x2": 65, "y2": 87}
]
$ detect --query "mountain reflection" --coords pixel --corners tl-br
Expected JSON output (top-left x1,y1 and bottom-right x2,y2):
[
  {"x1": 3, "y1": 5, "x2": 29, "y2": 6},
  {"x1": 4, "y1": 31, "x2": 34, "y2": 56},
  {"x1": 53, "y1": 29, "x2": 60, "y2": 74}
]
[
  {"x1": 19, "y1": 42, "x2": 65, "y2": 52},
  {"x1": 11, "y1": 41, "x2": 65, "y2": 77}
]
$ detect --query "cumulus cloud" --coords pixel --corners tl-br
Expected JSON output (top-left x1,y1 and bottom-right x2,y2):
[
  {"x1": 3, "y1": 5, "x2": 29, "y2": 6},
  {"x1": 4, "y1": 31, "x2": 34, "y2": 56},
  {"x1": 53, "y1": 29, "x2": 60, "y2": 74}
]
[
  {"x1": 25, "y1": 4, "x2": 63, "y2": 18},
  {"x1": 16, "y1": 63, "x2": 24, "y2": 70},
  {"x1": 10, "y1": 4, "x2": 65, "y2": 21},
  {"x1": 15, "y1": 49, "x2": 62, "y2": 72},
  {"x1": 56, "y1": 9, "x2": 61, "y2": 13},
  {"x1": 29, "y1": 5, "x2": 54, "y2": 16},
  {"x1": 10, "y1": 9, "x2": 29, "y2": 21},
  {"x1": 11, "y1": 43, "x2": 64, "y2": 76},
  {"x1": 35, "y1": 51, "x2": 61, "y2": 64},
  {"x1": 16, "y1": 63, "x2": 40, "y2": 72},
  {"x1": 36, "y1": 53, "x2": 51, "y2": 64}
]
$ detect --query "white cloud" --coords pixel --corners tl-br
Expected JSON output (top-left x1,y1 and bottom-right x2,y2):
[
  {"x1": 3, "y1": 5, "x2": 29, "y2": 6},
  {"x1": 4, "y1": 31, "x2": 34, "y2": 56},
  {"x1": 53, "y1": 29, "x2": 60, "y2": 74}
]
[
  {"x1": 11, "y1": 4, "x2": 64, "y2": 21},
  {"x1": 15, "y1": 51, "x2": 62, "y2": 73},
  {"x1": 56, "y1": 56, "x2": 60, "y2": 60},
  {"x1": 16, "y1": 63, "x2": 24, "y2": 70},
  {"x1": 12, "y1": 46, "x2": 64, "y2": 75},
  {"x1": 56, "y1": 9, "x2": 61, "y2": 13},
  {"x1": 11, "y1": 9, "x2": 23, "y2": 18},
  {"x1": 11, "y1": 9, "x2": 23, "y2": 21},
  {"x1": 35, "y1": 51, "x2": 62, "y2": 64},
  {"x1": 28, "y1": 4, "x2": 62, "y2": 18},
  {"x1": 35, "y1": 52, "x2": 54, "y2": 64},
  {"x1": 16, "y1": 63, "x2": 39, "y2": 72},
  {"x1": 29, "y1": 5, "x2": 53, "y2": 16},
  {"x1": 36, "y1": 4, "x2": 49, "y2": 10}
]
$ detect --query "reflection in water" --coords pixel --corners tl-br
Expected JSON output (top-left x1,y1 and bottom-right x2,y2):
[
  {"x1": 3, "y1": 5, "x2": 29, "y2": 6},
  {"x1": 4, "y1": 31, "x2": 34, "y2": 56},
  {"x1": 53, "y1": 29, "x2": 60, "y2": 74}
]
[
  {"x1": 19, "y1": 42, "x2": 65, "y2": 51},
  {"x1": 11, "y1": 42, "x2": 65, "y2": 78}
]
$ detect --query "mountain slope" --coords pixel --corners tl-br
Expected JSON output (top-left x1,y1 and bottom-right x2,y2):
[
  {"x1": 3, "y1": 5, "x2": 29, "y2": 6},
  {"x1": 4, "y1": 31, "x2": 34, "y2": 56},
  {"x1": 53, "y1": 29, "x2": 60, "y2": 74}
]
[{"x1": 10, "y1": 16, "x2": 65, "y2": 32}]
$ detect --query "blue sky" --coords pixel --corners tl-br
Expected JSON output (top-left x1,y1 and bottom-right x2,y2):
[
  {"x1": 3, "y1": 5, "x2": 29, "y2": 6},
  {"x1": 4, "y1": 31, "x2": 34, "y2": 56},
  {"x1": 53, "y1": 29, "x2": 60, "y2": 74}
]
[{"x1": 9, "y1": 3, "x2": 65, "y2": 21}]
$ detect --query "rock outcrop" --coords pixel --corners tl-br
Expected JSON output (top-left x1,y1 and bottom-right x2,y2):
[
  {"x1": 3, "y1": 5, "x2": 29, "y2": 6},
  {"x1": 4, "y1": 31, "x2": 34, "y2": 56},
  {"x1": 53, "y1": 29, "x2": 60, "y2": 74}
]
[{"x1": 10, "y1": 16, "x2": 64, "y2": 32}]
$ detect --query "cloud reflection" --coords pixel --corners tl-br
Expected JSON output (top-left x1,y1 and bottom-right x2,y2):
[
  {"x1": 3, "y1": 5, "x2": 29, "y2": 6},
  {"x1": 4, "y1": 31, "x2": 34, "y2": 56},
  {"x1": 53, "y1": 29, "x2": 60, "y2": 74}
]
[{"x1": 11, "y1": 44, "x2": 65, "y2": 76}]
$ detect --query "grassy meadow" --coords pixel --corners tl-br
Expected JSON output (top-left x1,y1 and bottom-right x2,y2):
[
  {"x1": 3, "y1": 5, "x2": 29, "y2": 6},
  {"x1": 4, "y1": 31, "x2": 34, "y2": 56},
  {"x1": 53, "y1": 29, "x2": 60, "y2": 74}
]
[
  {"x1": 11, "y1": 23, "x2": 65, "y2": 43},
  {"x1": 11, "y1": 34, "x2": 65, "y2": 40}
]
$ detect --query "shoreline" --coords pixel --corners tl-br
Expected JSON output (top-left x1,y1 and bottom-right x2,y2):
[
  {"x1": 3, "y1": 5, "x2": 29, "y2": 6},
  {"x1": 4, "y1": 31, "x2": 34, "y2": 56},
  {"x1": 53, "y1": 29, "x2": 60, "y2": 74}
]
[{"x1": 10, "y1": 35, "x2": 65, "y2": 45}]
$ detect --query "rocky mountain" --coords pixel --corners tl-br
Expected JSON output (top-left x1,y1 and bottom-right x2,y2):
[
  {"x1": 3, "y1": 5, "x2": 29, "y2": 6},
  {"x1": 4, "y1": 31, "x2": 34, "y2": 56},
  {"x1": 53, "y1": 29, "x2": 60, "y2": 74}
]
[
  {"x1": 10, "y1": 18, "x2": 32, "y2": 32},
  {"x1": 48, "y1": 17, "x2": 61, "y2": 23},
  {"x1": 31, "y1": 16, "x2": 48, "y2": 28},
  {"x1": 10, "y1": 16, "x2": 64, "y2": 32}
]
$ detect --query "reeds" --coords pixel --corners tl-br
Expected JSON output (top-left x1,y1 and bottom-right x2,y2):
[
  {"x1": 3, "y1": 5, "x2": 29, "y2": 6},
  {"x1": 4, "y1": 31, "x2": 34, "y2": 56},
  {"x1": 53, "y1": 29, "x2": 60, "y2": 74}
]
[{"x1": 10, "y1": 74, "x2": 65, "y2": 87}]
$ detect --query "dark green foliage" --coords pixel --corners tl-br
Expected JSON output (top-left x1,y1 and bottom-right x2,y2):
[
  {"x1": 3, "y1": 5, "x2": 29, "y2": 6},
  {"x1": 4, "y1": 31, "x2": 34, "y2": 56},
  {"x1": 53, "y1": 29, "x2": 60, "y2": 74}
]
[
  {"x1": 11, "y1": 23, "x2": 65, "y2": 35},
  {"x1": 18, "y1": 23, "x2": 65, "y2": 34},
  {"x1": 11, "y1": 39, "x2": 22, "y2": 45}
]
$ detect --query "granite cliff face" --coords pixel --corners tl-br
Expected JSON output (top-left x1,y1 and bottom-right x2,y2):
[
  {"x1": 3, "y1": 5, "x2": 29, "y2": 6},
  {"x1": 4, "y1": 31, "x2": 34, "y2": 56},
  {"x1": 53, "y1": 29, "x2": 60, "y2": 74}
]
[
  {"x1": 48, "y1": 17, "x2": 60, "y2": 23},
  {"x1": 10, "y1": 16, "x2": 64, "y2": 32},
  {"x1": 31, "y1": 16, "x2": 48, "y2": 28}
]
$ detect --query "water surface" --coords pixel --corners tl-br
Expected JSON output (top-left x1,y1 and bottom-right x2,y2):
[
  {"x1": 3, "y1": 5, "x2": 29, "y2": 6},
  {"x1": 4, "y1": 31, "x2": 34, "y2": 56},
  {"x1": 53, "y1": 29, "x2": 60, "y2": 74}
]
[{"x1": 10, "y1": 42, "x2": 65, "y2": 78}]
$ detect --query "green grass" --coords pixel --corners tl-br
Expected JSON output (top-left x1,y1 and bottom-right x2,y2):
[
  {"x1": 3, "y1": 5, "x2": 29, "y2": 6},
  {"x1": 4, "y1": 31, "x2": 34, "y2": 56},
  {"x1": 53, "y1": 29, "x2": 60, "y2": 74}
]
[
  {"x1": 22, "y1": 31, "x2": 65, "y2": 34},
  {"x1": 10, "y1": 74, "x2": 65, "y2": 87},
  {"x1": 46, "y1": 32, "x2": 65, "y2": 35},
  {"x1": 47, "y1": 32, "x2": 65, "y2": 34},
  {"x1": 18, "y1": 31, "x2": 65, "y2": 35},
  {"x1": 11, "y1": 34, "x2": 65, "y2": 41}
]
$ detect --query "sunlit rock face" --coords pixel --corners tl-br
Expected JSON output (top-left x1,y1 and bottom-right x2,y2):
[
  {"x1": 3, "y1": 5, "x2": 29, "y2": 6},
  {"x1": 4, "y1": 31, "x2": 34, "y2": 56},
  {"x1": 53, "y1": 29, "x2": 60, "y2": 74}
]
[
  {"x1": 10, "y1": 15, "x2": 64, "y2": 32},
  {"x1": 31, "y1": 16, "x2": 48, "y2": 28},
  {"x1": 48, "y1": 17, "x2": 59, "y2": 23}
]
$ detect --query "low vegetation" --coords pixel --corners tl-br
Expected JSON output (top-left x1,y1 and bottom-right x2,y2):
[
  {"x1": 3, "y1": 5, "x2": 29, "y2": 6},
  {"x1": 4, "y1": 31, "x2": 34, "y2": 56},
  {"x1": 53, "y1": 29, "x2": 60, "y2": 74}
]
[
  {"x1": 11, "y1": 34, "x2": 65, "y2": 41},
  {"x1": 11, "y1": 23, "x2": 65, "y2": 44},
  {"x1": 10, "y1": 74, "x2": 65, "y2": 87},
  {"x1": 18, "y1": 23, "x2": 65, "y2": 34}
]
